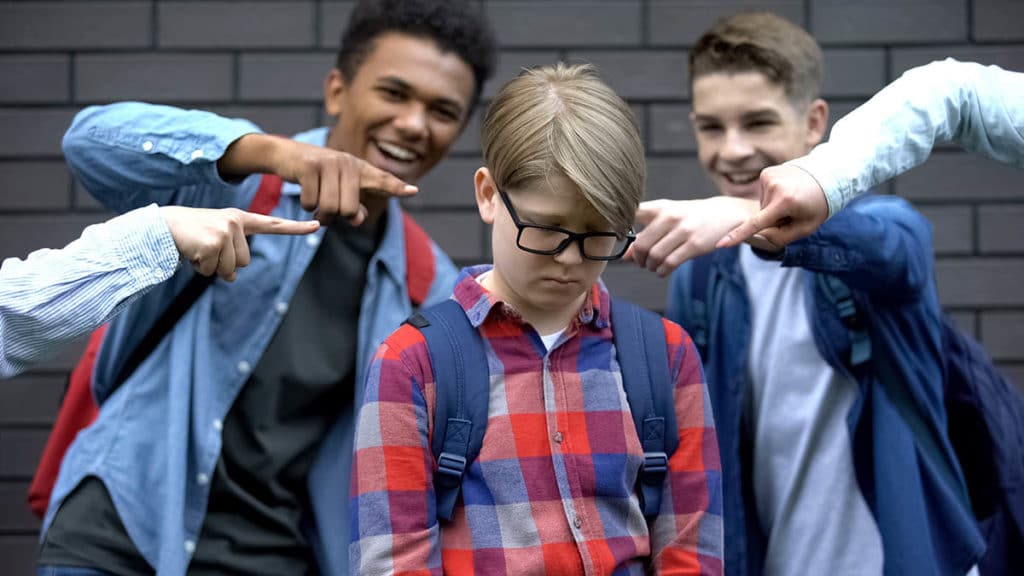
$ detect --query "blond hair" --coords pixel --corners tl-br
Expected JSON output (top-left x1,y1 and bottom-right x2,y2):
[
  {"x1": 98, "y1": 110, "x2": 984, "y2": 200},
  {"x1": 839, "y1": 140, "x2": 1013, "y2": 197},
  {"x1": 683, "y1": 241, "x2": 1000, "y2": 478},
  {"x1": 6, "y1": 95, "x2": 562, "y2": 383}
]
[
  {"x1": 481, "y1": 63, "x2": 644, "y2": 233},
  {"x1": 690, "y1": 12, "x2": 823, "y2": 106}
]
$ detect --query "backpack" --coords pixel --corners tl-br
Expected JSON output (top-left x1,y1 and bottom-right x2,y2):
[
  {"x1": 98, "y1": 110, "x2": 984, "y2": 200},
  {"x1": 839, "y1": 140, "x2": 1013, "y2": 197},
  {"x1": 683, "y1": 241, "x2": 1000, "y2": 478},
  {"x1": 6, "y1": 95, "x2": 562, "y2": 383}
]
[
  {"x1": 406, "y1": 296, "x2": 679, "y2": 522},
  {"x1": 27, "y1": 173, "x2": 438, "y2": 518},
  {"x1": 686, "y1": 258, "x2": 1024, "y2": 576}
]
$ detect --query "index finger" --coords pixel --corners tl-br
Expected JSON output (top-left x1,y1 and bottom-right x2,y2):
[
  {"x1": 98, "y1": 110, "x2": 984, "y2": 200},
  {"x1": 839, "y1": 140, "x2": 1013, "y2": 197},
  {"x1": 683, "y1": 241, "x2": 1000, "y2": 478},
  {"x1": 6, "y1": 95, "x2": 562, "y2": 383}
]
[
  {"x1": 241, "y1": 212, "x2": 321, "y2": 236},
  {"x1": 717, "y1": 203, "x2": 784, "y2": 248},
  {"x1": 358, "y1": 162, "x2": 418, "y2": 197},
  {"x1": 634, "y1": 200, "x2": 661, "y2": 226}
]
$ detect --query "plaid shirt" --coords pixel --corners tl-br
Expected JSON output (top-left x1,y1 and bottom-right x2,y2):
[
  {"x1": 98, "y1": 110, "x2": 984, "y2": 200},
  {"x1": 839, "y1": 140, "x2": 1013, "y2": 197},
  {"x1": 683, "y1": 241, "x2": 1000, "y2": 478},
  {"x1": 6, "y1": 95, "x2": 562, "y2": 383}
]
[{"x1": 351, "y1": 266, "x2": 723, "y2": 575}]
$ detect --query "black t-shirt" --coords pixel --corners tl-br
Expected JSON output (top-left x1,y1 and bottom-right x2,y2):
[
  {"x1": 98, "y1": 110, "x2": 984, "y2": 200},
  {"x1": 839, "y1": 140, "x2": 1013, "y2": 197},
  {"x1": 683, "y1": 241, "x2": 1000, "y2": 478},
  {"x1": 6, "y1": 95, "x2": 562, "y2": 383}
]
[{"x1": 39, "y1": 221, "x2": 379, "y2": 575}]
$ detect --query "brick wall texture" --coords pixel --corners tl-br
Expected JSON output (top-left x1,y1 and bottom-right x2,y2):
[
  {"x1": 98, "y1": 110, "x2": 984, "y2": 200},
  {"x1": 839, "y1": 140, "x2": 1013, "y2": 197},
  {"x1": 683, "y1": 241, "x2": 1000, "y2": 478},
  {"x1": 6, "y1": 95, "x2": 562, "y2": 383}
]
[{"x1": 0, "y1": 1, "x2": 1022, "y2": 569}]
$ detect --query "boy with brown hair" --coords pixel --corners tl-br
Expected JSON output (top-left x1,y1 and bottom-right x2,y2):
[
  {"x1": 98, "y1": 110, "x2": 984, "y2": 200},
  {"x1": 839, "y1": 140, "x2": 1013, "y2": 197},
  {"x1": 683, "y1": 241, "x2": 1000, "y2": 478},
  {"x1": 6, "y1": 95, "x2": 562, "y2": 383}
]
[{"x1": 631, "y1": 12, "x2": 984, "y2": 576}]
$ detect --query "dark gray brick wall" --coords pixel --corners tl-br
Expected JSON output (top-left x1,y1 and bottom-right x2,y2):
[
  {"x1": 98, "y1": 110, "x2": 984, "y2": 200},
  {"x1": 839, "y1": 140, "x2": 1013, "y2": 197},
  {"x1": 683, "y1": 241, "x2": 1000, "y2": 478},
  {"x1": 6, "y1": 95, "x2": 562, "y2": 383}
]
[{"x1": 1, "y1": 1, "x2": 1022, "y2": 568}]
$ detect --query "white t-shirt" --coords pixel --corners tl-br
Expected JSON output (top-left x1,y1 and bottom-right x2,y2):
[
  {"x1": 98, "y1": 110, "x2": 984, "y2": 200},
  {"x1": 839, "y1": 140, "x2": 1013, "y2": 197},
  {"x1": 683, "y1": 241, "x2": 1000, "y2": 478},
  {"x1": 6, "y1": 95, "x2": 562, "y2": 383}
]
[{"x1": 740, "y1": 245, "x2": 883, "y2": 576}]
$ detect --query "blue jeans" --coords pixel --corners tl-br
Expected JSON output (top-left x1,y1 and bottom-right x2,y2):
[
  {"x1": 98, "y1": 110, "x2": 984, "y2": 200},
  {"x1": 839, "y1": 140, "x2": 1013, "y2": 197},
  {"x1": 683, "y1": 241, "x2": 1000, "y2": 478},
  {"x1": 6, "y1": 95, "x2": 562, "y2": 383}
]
[{"x1": 37, "y1": 567, "x2": 119, "y2": 576}]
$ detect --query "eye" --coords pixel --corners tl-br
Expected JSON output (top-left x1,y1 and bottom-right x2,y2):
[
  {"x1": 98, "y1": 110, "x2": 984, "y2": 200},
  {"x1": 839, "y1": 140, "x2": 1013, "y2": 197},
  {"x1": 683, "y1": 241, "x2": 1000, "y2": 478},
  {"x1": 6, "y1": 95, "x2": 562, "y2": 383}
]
[
  {"x1": 696, "y1": 123, "x2": 723, "y2": 134},
  {"x1": 746, "y1": 119, "x2": 777, "y2": 130},
  {"x1": 378, "y1": 86, "x2": 405, "y2": 101},
  {"x1": 431, "y1": 106, "x2": 460, "y2": 123}
]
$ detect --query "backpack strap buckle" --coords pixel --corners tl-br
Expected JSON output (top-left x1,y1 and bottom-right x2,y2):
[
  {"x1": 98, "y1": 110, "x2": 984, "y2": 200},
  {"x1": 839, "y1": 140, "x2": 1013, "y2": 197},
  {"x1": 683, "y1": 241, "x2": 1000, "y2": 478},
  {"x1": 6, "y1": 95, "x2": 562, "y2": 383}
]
[
  {"x1": 639, "y1": 451, "x2": 669, "y2": 516},
  {"x1": 435, "y1": 452, "x2": 468, "y2": 486}
]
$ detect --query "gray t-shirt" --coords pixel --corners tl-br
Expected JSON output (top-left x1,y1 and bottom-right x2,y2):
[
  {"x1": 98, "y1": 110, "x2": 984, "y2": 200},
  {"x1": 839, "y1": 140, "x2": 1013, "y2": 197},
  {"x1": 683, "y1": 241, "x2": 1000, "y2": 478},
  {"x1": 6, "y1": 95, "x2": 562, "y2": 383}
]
[{"x1": 740, "y1": 245, "x2": 883, "y2": 576}]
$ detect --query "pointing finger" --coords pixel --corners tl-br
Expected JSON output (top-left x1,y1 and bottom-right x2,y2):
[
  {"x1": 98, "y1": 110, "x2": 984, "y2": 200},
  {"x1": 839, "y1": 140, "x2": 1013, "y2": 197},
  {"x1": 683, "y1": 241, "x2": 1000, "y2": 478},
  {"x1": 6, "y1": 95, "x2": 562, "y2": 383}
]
[
  {"x1": 358, "y1": 162, "x2": 418, "y2": 197},
  {"x1": 241, "y1": 212, "x2": 321, "y2": 236}
]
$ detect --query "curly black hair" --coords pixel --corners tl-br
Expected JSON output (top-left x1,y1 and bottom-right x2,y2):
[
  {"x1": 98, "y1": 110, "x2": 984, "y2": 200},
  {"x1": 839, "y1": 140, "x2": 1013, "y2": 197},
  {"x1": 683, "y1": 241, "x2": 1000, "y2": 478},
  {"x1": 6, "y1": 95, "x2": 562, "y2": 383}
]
[{"x1": 336, "y1": 0, "x2": 497, "y2": 113}]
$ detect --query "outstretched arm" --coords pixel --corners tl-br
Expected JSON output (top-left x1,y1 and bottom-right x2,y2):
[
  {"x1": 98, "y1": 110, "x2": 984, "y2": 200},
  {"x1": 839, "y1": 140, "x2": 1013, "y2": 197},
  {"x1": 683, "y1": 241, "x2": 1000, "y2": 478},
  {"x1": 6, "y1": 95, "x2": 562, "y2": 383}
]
[
  {"x1": 64, "y1": 102, "x2": 417, "y2": 225},
  {"x1": 0, "y1": 205, "x2": 318, "y2": 379},
  {"x1": 722, "y1": 58, "x2": 1024, "y2": 248}
]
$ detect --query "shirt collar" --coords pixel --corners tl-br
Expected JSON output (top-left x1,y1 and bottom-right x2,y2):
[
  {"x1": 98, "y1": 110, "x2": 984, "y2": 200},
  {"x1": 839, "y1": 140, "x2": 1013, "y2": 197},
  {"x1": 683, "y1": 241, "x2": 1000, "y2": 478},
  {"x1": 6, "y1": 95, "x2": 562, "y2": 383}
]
[{"x1": 452, "y1": 265, "x2": 611, "y2": 330}]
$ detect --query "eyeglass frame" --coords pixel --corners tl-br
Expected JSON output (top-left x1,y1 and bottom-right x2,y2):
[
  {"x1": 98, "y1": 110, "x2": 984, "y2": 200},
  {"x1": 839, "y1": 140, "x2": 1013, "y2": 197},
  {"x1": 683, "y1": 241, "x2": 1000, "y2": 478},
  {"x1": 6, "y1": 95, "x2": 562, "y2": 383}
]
[{"x1": 495, "y1": 187, "x2": 636, "y2": 261}]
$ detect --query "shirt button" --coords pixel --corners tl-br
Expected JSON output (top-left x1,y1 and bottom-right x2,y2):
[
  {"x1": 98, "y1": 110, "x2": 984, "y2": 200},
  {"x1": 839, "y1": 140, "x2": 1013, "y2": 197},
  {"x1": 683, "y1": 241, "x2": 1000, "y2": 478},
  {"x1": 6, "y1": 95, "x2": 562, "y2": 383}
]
[
  {"x1": 190, "y1": 148, "x2": 204, "y2": 160},
  {"x1": 306, "y1": 234, "x2": 320, "y2": 248},
  {"x1": 184, "y1": 539, "x2": 196, "y2": 554},
  {"x1": 553, "y1": 432, "x2": 563, "y2": 444},
  {"x1": 212, "y1": 419, "x2": 223, "y2": 431},
  {"x1": 196, "y1": 473, "x2": 209, "y2": 486},
  {"x1": 274, "y1": 301, "x2": 288, "y2": 316},
  {"x1": 237, "y1": 360, "x2": 251, "y2": 375},
  {"x1": 142, "y1": 140, "x2": 154, "y2": 152},
  {"x1": 573, "y1": 516, "x2": 583, "y2": 529}
]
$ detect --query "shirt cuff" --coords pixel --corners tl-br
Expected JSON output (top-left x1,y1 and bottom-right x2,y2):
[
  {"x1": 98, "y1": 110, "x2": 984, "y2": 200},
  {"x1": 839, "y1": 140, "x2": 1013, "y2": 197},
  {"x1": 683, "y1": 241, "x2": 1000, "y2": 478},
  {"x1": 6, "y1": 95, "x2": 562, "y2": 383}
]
[
  {"x1": 786, "y1": 151, "x2": 847, "y2": 219},
  {"x1": 106, "y1": 204, "x2": 181, "y2": 290}
]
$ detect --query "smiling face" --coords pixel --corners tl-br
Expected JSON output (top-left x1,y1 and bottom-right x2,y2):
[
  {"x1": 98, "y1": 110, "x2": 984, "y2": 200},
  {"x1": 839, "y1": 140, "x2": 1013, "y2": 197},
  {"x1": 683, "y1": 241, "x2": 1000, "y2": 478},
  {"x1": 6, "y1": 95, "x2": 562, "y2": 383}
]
[
  {"x1": 475, "y1": 169, "x2": 616, "y2": 331},
  {"x1": 690, "y1": 71, "x2": 827, "y2": 199},
  {"x1": 324, "y1": 32, "x2": 476, "y2": 185}
]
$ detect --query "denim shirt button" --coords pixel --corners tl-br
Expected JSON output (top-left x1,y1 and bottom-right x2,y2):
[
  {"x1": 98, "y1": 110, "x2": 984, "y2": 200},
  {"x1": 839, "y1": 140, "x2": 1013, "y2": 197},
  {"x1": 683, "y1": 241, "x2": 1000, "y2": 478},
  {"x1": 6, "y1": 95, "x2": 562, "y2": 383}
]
[
  {"x1": 237, "y1": 360, "x2": 251, "y2": 375},
  {"x1": 212, "y1": 419, "x2": 223, "y2": 431},
  {"x1": 184, "y1": 539, "x2": 196, "y2": 554},
  {"x1": 306, "y1": 234, "x2": 320, "y2": 248},
  {"x1": 274, "y1": 301, "x2": 288, "y2": 316},
  {"x1": 196, "y1": 473, "x2": 210, "y2": 486},
  {"x1": 142, "y1": 140, "x2": 154, "y2": 152},
  {"x1": 190, "y1": 149, "x2": 204, "y2": 160}
]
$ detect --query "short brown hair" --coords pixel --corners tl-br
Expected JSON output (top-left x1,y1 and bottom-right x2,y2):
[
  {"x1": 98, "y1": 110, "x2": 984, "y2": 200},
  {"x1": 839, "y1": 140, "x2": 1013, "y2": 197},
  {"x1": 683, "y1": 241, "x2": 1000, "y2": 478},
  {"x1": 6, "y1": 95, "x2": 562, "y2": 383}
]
[
  {"x1": 481, "y1": 63, "x2": 644, "y2": 234},
  {"x1": 689, "y1": 12, "x2": 823, "y2": 105}
]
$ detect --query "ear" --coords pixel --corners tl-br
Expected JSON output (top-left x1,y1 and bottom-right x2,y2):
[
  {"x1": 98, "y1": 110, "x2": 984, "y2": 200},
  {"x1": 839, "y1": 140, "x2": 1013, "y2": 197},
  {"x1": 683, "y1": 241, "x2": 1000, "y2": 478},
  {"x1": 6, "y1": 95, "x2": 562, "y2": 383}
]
[
  {"x1": 804, "y1": 98, "x2": 829, "y2": 148},
  {"x1": 474, "y1": 167, "x2": 498, "y2": 225},
  {"x1": 324, "y1": 69, "x2": 347, "y2": 117}
]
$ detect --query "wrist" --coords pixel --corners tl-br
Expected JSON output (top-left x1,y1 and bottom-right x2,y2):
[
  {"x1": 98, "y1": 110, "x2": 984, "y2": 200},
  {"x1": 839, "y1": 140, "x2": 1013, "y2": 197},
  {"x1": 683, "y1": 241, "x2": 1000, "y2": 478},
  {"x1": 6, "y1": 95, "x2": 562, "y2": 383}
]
[{"x1": 218, "y1": 133, "x2": 282, "y2": 178}]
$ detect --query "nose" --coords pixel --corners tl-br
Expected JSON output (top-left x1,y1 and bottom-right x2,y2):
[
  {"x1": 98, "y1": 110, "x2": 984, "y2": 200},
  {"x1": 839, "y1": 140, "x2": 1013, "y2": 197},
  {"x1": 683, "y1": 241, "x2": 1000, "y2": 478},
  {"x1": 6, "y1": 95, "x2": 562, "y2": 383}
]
[
  {"x1": 553, "y1": 238, "x2": 585, "y2": 266},
  {"x1": 394, "y1": 102, "x2": 428, "y2": 141},
  {"x1": 719, "y1": 127, "x2": 754, "y2": 163}
]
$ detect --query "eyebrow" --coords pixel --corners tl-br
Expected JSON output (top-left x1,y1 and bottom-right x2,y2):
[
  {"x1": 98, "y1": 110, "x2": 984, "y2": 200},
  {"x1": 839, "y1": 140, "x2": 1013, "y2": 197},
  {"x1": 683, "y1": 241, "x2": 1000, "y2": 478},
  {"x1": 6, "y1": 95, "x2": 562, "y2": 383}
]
[
  {"x1": 379, "y1": 75, "x2": 466, "y2": 116},
  {"x1": 692, "y1": 108, "x2": 782, "y2": 123}
]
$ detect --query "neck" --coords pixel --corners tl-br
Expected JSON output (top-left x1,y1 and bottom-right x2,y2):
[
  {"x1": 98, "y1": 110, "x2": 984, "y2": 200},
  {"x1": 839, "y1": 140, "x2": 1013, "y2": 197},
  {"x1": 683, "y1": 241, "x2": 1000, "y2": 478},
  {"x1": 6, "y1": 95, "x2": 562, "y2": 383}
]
[{"x1": 480, "y1": 270, "x2": 585, "y2": 335}]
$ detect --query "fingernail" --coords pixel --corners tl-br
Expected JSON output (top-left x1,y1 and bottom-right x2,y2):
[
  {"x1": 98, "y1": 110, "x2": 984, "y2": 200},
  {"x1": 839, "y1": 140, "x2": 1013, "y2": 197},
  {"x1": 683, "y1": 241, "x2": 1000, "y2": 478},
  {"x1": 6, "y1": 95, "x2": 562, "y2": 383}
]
[{"x1": 404, "y1": 185, "x2": 418, "y2": 194}]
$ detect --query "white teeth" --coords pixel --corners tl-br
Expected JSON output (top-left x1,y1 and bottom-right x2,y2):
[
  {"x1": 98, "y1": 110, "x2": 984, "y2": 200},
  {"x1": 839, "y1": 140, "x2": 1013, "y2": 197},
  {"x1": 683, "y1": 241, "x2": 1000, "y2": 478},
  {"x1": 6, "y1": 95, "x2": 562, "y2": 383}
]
[
  {"x1": 377, "y1": 141, "x2": 417, "y2": 161},
  {"x1": 724, "y1": 172, "x2": 759, "y2": 184}
]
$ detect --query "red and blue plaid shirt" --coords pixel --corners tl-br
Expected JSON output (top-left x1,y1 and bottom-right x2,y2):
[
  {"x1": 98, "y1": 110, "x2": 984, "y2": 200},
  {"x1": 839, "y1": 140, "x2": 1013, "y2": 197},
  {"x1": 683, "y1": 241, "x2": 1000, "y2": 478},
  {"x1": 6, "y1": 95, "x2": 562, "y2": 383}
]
[{"x1": 351, "y1": 266, "x2": 723, "y2": 575}]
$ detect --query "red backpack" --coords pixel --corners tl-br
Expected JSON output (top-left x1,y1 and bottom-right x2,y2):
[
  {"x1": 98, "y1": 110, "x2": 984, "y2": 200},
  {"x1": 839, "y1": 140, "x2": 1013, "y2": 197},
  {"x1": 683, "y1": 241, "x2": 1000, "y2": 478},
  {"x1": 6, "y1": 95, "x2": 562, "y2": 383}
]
[{"x1": 27, "y1": 174, "x2": 437, "y2": 518}]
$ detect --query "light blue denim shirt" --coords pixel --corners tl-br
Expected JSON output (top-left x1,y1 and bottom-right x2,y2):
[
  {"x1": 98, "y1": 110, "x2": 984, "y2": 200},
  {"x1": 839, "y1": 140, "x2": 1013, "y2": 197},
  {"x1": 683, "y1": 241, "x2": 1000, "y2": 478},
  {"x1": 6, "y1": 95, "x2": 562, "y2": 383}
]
[
  {"x1": 47, "y1": 102, "x2": 458, "y2": 576},
  {"x1": 791, "y1": 58, "x2": 1024, "y2": 216}
]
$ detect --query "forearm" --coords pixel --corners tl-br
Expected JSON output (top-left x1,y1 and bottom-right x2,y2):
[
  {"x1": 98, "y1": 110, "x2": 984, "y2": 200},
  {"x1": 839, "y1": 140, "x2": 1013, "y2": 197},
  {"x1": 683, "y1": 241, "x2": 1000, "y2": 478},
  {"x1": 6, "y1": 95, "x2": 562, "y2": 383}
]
[
  {"x1": 0, "y1": 204, "x2": 180, "y2": 378},
  {"x1": 63, "y1": 102, "x2": 263, "y2": 213},
  {"x1": 790, "y1": 59, "x2": 1024, "y2": 215}
]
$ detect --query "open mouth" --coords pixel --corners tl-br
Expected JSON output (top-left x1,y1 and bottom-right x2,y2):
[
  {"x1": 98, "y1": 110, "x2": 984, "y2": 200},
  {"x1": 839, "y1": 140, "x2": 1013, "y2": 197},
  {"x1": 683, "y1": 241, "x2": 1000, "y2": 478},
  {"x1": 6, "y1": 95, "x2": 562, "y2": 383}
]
[
  {"x1": 375, "y1": 140, "x2": 421, "y2": 163},
  {"x1": 721, "y1": 171, "x2": 761, "y2": 185}
]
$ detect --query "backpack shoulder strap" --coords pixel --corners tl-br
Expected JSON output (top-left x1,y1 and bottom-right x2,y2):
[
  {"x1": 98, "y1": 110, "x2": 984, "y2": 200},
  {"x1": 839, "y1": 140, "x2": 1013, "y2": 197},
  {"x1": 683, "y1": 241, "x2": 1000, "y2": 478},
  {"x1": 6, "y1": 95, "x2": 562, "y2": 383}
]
[
  {"x1": 687, "y1": 256, "x2": 714, "y2": 359},
  {"x1": 816, "y1": 273, "x2": 872, "y2": 367},
  {"x1": 401, "y1": 213, "x2": 436, "y2": 308},
  {"x1": 407, "y1": 299, "x2": 489, "y2": 521},
  {"x1": 611, "y1": 297, "x2": 679, "y2": 517}
]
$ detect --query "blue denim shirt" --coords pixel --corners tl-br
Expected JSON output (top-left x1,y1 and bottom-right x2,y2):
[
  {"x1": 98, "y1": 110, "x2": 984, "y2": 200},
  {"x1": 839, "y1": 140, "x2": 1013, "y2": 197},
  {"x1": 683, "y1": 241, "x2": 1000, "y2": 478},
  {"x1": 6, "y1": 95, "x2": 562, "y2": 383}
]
[
  {"x1": 46, "y1": 103, "x2": 459, "y2": 576},
  {"x1": 667, "y1": 195, "x2": 985, "y2": 576}
]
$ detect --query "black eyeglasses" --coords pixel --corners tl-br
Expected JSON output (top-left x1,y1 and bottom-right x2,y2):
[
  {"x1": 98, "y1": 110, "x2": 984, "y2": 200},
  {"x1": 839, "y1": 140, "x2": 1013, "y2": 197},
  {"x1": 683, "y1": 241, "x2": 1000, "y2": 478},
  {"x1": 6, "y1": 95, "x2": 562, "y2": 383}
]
[{"x1": 497, "y1": 188, "x2": 635, "y2": 261}]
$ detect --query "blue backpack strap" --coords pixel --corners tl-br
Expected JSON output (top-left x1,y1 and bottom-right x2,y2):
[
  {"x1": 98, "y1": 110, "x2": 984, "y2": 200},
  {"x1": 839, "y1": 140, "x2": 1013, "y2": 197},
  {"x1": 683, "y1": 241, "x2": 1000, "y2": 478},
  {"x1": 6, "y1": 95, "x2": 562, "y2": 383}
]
[
  {"x1": 611, "y1": 297, "x2": 679, "y2": 517},
  {"x1": 816, "y1": 274, "x2": 872, "y2": 367},
  {"x1": 687, "y1": 255, "x2": 714, "y2": 359},
  {"x1": 406, "y1": 299, "x2": 490, "y2": 522}
]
